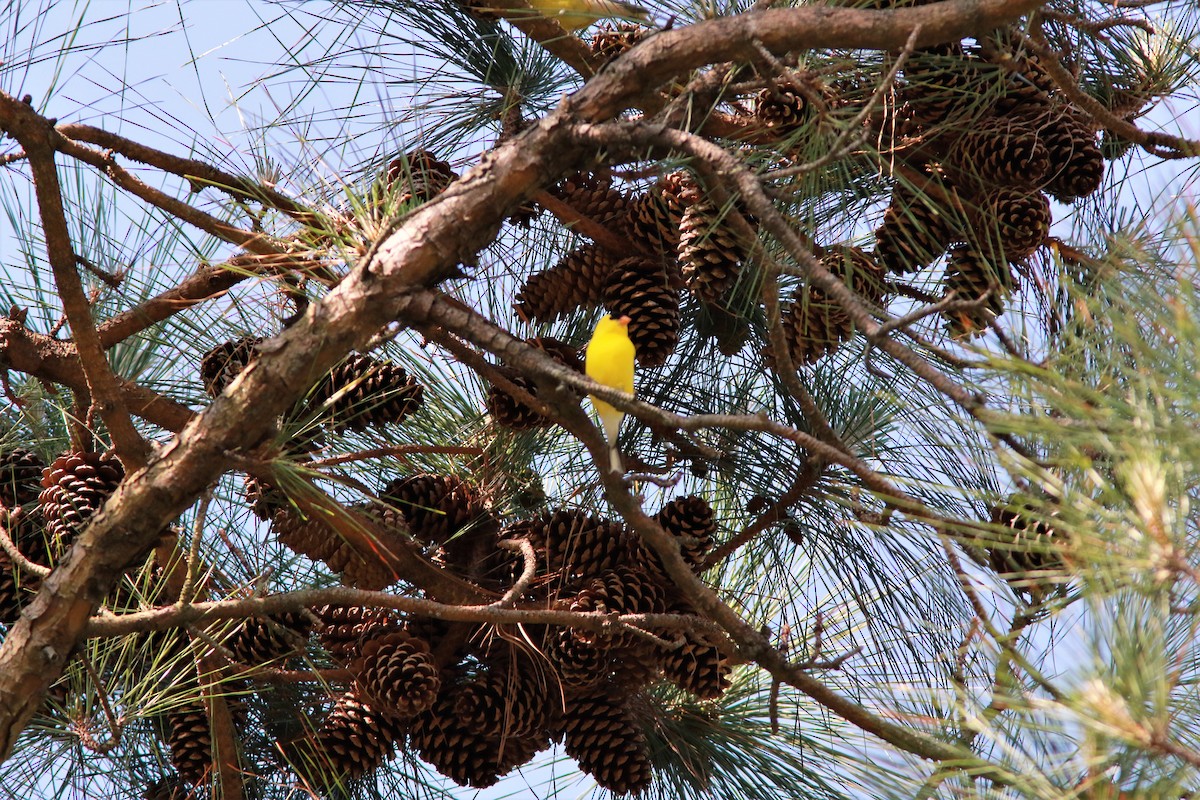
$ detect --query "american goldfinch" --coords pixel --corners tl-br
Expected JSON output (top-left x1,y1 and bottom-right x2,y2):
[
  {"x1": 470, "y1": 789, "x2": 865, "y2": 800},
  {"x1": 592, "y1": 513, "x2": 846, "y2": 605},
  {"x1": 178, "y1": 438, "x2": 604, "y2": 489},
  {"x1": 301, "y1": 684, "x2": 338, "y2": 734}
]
[
  {"x1": 518, "y1": 0, "x2": 651, "y2": 32},
  {"x1": 585, "y1": 314, "x2": 635, "y2": 474}
]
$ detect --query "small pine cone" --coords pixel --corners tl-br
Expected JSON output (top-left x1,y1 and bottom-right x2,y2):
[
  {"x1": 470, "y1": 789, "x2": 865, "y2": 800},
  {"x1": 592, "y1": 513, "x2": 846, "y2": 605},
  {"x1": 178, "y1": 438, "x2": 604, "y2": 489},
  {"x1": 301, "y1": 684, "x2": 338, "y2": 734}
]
[
  {"x1": 873, "y1": 188, "x2": 957, "y2": 274},
  {"x1": 988, "y1": 498, "x2": 1066, "y2": 601},
  {"x1": 547, "y1": 626, "x2": 610, "y2": 688},
  {"x1": 571, "y1": 565, "x2": 667, "y2": 619},
  {"x1": 307, "y1": 690, "x2": 403, "y2": 780},
  {"x1": 38, "y1": 451, "x2": 124, "y2": 554},
  {"x1": 456, "y1": 663, "x2": 552, "y2": 738},
  {"x1": 624, "y1": 176, "x2": 687, "y2": 255},
  {"x1": 0, "y1": 448, "x2": 46, "y2": 508},
  {"x1": 561, "y1": 686, "x2": 652, "y2": 795},
  {"x1": 901, "y1": 44, "x2": 986, "y2": 126},
  {"x1": 323, "y1": 503, "x2": 410, "y2": 591},
  {"x1": 411, "y1": 690, "x2": 519, "y2": 788},
  {"x1": 589, "y1": 22, "x2": 646, "y2": 62},
  {"x1": 974, "y1": 188, "x2": 1051, "y2": 262},
  {"x1": 386, "y1": 149, "x2": 457, "y2": 206},
  {"x1": 514, "y1": 243, "x2": 618, "y2": 323},
  {"x1": 379, "y1": 473, "x2": 491, "y2": 549},
  {"x1": 486, "y1": 337, "x2": 582, "y2": 430},
  {"x1": 551, "y1": 172, "x2": 631, "y2": 229},
  {"x1": 603, "y1": 257, "x2": 681, "y2": 367},
  {"x1": 655, "y1": 495, "x2": 716, "y2": 570},
  {"x1": 270, "y1": 507, "x2": 340, "y2": 564},
  {"x1": 244, "y1": 475, "x2": 288, "y2": 521},
  {"x1": 306, "y1": 352, "x2": 424, "y2": 432},
  {"x1": 166, "y1": 704, "x2": 212, "y2": 786},
  {"x1": 1, "y1": 553, "x2": 34, "y2": 625},
  {"x1": 1045, "y1": 122, "x2": 1104, "y2": 202},
  {"x1": 823, "y1": 245, "x2": 890, "y2": 305},
  {"x1": 142, "y1": 777, "x2": 189, "y2": 800},
  {"x1": 660, "y1": 630, "x2": 733, "y2": 700},
  {"x1": 943, "y1": 245, "x2": 1014, "y2": 338},
  {"x1": 199, "y1": 336, "x2": 261, "y2": 397},
  {"x1": 223, "y1": 611, "x2": 312, "y2": 665},
  {"x1": 754, "y1": 76, "x2": 832, "y2": 134},
  {"x1": 312, "y1": 604, "x2": 397, "y2": 662},
  {"x1": 501, "y1": 509, "x2": 632, "y2": 578},
  {"x1": 947, "y1": 115, "x2": 1051, "y2": 189},
  {"x1": 776, "y1": 286, "x2": 854, "y2": 366},
  {"x1": 678, "y1": 197, "x2": 749, "y2": 307},
  {"x1": 354, "y1": 629, "x2": 440, "y2": 718}
]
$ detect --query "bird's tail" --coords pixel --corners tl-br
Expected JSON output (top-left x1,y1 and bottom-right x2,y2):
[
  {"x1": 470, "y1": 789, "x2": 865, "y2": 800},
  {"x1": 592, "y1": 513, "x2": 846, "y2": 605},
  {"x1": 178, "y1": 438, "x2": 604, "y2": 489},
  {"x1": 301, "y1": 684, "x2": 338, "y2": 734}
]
[{"x1": 608, "y1": 444, "x2": 623, "y2": 475}]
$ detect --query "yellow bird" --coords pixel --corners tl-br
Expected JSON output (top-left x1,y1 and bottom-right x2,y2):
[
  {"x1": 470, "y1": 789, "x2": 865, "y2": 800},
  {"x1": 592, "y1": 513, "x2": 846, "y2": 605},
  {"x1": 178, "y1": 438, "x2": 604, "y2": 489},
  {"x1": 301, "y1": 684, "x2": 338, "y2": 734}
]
[
  {"x1": 520, "y1": 0, "x2": 651, "y2": 32},
  {"x1": 585, "y1": 314, "x2": 635, "y2": 474}
]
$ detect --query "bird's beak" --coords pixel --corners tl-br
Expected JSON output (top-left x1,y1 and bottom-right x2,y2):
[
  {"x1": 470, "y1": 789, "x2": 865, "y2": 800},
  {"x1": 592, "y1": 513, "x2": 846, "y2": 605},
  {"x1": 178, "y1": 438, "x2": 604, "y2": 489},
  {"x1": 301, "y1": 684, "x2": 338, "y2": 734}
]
[{"x1": 618, "y1": 315, "x2": 632, "y2": 325}]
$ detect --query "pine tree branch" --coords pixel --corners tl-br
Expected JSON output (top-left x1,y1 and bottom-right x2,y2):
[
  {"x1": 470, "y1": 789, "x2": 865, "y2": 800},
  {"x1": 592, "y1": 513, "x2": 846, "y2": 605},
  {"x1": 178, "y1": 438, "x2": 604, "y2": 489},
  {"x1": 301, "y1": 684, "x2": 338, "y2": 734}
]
[{"x1": 0, "y1": 92, "x2": 148, "y2": 467}]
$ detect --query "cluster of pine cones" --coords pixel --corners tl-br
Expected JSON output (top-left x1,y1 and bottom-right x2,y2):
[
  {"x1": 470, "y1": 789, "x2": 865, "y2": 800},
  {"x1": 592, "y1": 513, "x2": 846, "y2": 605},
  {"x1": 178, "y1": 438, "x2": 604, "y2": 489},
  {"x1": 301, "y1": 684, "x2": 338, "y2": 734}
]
[{"x1": 504, "y1": 23, "x2": 1122, "y2": 380}]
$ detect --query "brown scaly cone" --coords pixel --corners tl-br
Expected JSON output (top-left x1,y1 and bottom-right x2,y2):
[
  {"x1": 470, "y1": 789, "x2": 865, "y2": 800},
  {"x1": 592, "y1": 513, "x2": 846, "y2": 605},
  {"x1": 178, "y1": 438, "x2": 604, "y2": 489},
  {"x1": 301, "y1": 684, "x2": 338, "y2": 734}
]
[
  {"x1": 513, "y1": 243, "x2": 619, "y2": 323},
  {"x1": 569, "y1": 565, "x2": 667, "y2": 649},
  {"x1": 753, "y1": 74, "x2": 833, "y2": 136},
  {"x1": 873, "y1": 185, "x2": 959, "y2": 275},
  {"x1": 378, "y1": 474, "x2": 494, "y2": 563},
  {"x1": 353, "y1": 628, "x2": 441, "y2": 718},
  {"x1": 900, "y1": 43, "x2": 988, "y2": 127},
  {"x1": 499, "y1": 509, "x2": 633, "y2": 580},
  {"x1": 943, "y1": 245, "x2": 1014, "y2": 338},
  {"x1": 655, "y1": 495, "x2": 716, "y2": 571},
  {"x1": 141, "y1": 776, "x2": 190, "y2": 800},
  {"x1": 454, "y1": 659, "x2": 554, "y2": 738},
  {"x1": 1014, "y1": 105, "x2": 1105, "y2": 201},
  {"x1": 269, "y1": 503, "x2": 407, "y2": 591},
  {"x1": 305, "y1": 352, "x2": 424, "y2": 432},
  {"x1": 166, "y1": 704, "x2": 213, "y2": 786},
  {"x1": 385, "y1": 148, "x2": 457, "y2": 207},
  {"x1": 623, "y1": 171, "x2": 689, "y2": 256},
  {"x1": 677, "y1": 190, "x2": 750, "y2": 309},
  {"x1": 560, "y1": 685, "x2": 653, "y2": 795},
  {"x1": 603, "y1": 256, "x2": 681, "y2": 367},
  {"x1": 222, "y1": 611, "x2": 313, "y2": 666},
  {"x1": 302, "y1": 690, "x2": 405, "y2": 782},
  {"x1": 660, "y1": 629, "x2": 733, "y2": 700},
  {"x1": 550, "y1": 171, "x2": 631, "y2": 230},
  {"x1": 988, "y1": 497, "x2": 1067, "y2": 603},
  {"x1": 546, "y1": 626, "x2": 610, "y2": 689},
  {"x1": 1, "y1": 553, "x2": 33, "y2": 625},
  {"x1": 199, "y1": 336, "x2": 262, "y2": 397},
  {"x1": 38, "y1": 450, "x2": 125, "y2": 560},
  {"x1": 0, "y1": 447, "x2": 46, "y2": 508},
  {"x1": 486, "y1": 337, "x2": 582, "y2": 430},
  {"x1": 589, "y1": 21, "x2": 647, "y2": 63},
  {"x1": 774, "y1": 247, "x2": 887, "y2": 366},
  {"x1": 945, "y1": 114, "x2": 1051, "y2": 190},
  {"x1": 312, "y1": 604, "x2": 398, "y2": 663},
  {"x1": 271, "y1": 506, "x2": 341, "y2": 566},
  {"x1": 411, "y1": 686, "x2": 529, "y2": 789},
  {"x1": 970, "y1": 188, "x2": 1051, "y2": 263}
]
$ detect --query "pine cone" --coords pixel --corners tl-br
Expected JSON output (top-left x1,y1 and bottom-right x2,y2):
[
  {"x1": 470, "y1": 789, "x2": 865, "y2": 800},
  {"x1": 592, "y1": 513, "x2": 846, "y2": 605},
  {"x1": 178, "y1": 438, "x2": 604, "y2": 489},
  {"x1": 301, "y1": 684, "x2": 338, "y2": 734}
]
[
  {"x1": 987, "y1": 498, "x2": 1066, "y2": 601},
  {"x1": 500, "y1": 509, "x2": 632, "y2": 579},
  {"x1": 678, "y1": 195, "x2": 749, "y2": 308},
  {"x1": 570, "y1": 566, "x2": 667, "y2": 649},
  {"x1": 943, "y1": 245, "x2": 1013, "y2": 337},
  {"x1": 386, "y1": 148, "x2": 457, "y2": 206},
  {"x1": 1018, "y1": 106, "x2": 1104, "y2": 201},
  {"x1": 271, "y1": 506, "x2": 340, "y2": 564},
  {"x1": 589, "y1": 22, "x2": 647, "y2": 62},
  {"x1": 199, "y1": 336, "x2": 261, "y2": 397},
  {"x1": 973, "y1": 188, "x2": 1051, "y2": 262},
  {"x1": 561, "y1": 685, "x2": 652, "y2": 795},
  {"x1": 823, "y1": 245, "x2": 890, "y2": 305},
  {"x1": 223, "y1": 611, "x2": 312, "y2": 665},
  {"x1": 947, "y1": 114, "x2": 1051, "y2": 189},
  {"x1": 38, "y1": 450, "x2": 124, "y2": 556},
  {"x1": 166, "y1": 704, "x2": 212, "y2": 786},
  {"x1": 623, "y1": 172, "x2": 689, "y2": 255},
  {"x1": 603, "y1": 256, "x2": 681, "y2": 367},
  {"x1": 514, "y1": 243, "x2": 618, "y2": 322},
  {"x1": 0, "y1": 448, "x2": 45, "y2": 508},
  {"x1": 901, "y1": 43, "x2": 987, "y2": 126},
  {"x1": 660, "y1": 630, "x2": 733, "y2": 700},
  {"x1": 354, "y1": 629, "x2": 440, "y2": 718},
  {"x1": 312, "y1": 604, "x2": 397, "y2": 662},
  {"x1": 306, "y1": 352, "x2": 424, "y2": 432},
  {"x1": 655, "y1": 495, "x2": 716, "y2": 570},
  {"x1": 305, "y1": 690, "x2": 404, "y2": 780},
  {"x1": 547, "y1": 626, "x2": 610, "y2": 688},
  {"x1": 550, "y1": 172, "x2": 631, "y2": 229},
  {"x1": 873, "y1": 187, "x2": 958, "y2": 274},
  {"x1": 754, "y1": 75, "x2": 832, "y2": 134},
  {"x1": 1, "y1": 553, "x2": 33, "y2": 625},
  {"x1": 411, "y1": 687, "x2": 529, "y2": 788},
  {"x1": 378, "y1": 473, "x2": 492, "y2": 549},
  {"x1": 486, "y1": 337, "x2": 582, "y2": 430},
  {"x1": 455, "y1": 661, "x2": 552, "y2": 738}
]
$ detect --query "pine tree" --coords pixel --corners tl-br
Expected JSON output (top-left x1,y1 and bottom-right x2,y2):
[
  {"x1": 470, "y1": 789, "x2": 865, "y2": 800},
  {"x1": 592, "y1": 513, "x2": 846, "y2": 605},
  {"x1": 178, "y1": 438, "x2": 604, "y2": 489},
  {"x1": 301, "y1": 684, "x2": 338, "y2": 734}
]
[{"x1": 2, "y1": 1, "x2": 1200, "y2": 799}]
